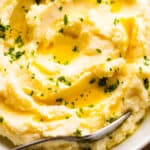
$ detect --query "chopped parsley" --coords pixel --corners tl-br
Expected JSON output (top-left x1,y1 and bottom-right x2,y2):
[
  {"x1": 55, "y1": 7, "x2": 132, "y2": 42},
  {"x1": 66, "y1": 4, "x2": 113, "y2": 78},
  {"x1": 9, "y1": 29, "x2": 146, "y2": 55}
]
[
  {"x1": 89, "y1": 78, "x2": 96, "y2": 84},
  {"x1": 98, "y1": 77, "x2": 108, "y2": 87},
  {"x1": 40, "y1": 118, "x2": 44, "y2": 122},
  {"x1": 56, "y1": 98, "x2": 68, "y2": 106},
  {"x1": 113, "y1": 18, "x2": 120, "y2": 26},
  {"x1": 107, "y1": 117, "x2": 117, "y2": 123},
  {"x1": 48, "y1": 77, "x2": 53, "y2": 81},
  {"x1": 64, "y1": 14, "x2": 69, "y2": 25},
  {"x1": 74, "y1": 128, "x2": 82, "y2": 137},
  {"x1": 96, "y1": 48, "x2": 102, "y2": 53},
  {"x1": 4, "y1": 47, "x2": 25, "y2": 62},
  {"x1": 48, "y1": 87, "x2": 52, "y2": 90},
  {"x1": 98, "y1": 77, "x2": 120, "y2": 93},
  {"x1": 0, "y1": 116, "x2": 4, "y2": 123},
  {"x1": 72, "y1": 46, "x2": 78, "y2": 52},
  {"x1": 71, "y1": 102, "x2": 75, "y2": 108},
  {"x1": 31, "y1": 50, "x2": 35, "y2": 56},
  {"x1": 0, "y1": 24, "x2": 10, "y2": 39},
  {"x1": 63, "y1": 100, "x2": 68, "y2": 106},
  {"x1": 58, "y1": 6, "x2": 63, "y2": 11},
  {"x1": 58, "y1": 28, "x2": 64, "y2": 33},
  {"x1": 31, "y1": 73, "x2": 35, "y2": 79},
  {"x1": 109, "y1": 67, "x2": 112, "y2": 71},
  {"x1": 15, "y1": 36, "x2": 24, "y2": 47},
  {"x1": 144, "y1": 56, "x2": 149, "y2": 66},
  {"x1": 88, "y1": 104, "x2": 95, "y2": 108},
  {"x1": 80, "y1": 93, "x2": 84, "y2": 97},
  {"x1": 64, "y1": 61, "x2": 69, "y2": 65},
  {"x1": 107, "y1": 58, "x2": 111, "y2": 61},
  {"x1": 104, "y1": 79, "x2": 120, "y2": 93},
  {"x1": 110, "y1": 0, "x2": 115, "y2": 4},
  {"x1": 144, "y1": 56, "x2": 149, "y2": 61},
  {"x1": 0, "y1": 24, "x2": 5, "y2": 32},
  {"x1": 15, "y1": 51, "x2": 25, "y2": 59},
  {"x1": 56, "y1": 98, "x2": 63, "y2": 103},
  {"x1": 40, "y1": 93, "x2": 44, "y2": 97},
  {"x1": 30, "y1": 90, "x2": 34, "y2": 96},
  {"x1": 143, "y1": 78, "x2": 149, "y2": 90},
  {"x1": 57, "y1": 76, "x2": 66, "y2": 82},
  {"x1": 97, "y1": 0, "x2": 102, "y2": 4},
  {"x1": 35, "y1": 0, "x2": 41, "y2": 5},
  {"x1": 4, "y1": 47, "x2": 14, "y2": 56},
  {"x1": 57, "y1": 76, "x2": 72, "y2": 86},
  {"x1": 26, "y1": 63, "x2": 30, "y2": 69},
  {"x1": 79, "y1": 18, "x2": 84, "y2": 22},
  {"x1": 65, "y1": 116, "x2": 70, "y2": 119},
  {"x1": 79, "y1": 108, "x2": 83, "y2": 113}
]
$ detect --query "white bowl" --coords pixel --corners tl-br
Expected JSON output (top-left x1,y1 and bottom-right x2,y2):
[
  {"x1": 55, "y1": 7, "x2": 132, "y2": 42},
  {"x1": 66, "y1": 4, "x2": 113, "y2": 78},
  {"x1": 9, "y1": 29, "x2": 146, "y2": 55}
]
[
  {"x1": 113, "y1": 111, "x2": 150, "y2": 150},
  {"x1": 0, "y1": 111, "x2": 150, "y2": 150}
]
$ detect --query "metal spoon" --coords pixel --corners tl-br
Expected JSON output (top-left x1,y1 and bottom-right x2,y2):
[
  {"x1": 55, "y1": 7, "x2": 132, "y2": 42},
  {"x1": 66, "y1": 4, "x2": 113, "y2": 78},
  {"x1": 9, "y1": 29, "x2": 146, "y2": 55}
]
[{"x1": 12, "y1": 111, "x2": 131, "y2": 150}]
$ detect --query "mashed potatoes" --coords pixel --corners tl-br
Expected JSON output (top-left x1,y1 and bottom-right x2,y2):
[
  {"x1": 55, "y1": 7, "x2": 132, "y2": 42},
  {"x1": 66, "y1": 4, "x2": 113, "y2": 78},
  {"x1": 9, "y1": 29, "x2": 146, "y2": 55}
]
[{"x1": 0, "y1": 0, "x2": 150, "y2": 149}]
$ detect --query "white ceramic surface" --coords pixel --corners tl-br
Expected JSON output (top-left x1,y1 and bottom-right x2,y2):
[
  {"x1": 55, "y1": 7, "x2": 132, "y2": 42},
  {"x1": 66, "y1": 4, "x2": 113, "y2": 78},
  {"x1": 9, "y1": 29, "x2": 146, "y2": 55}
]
[
  {"x1": 113, "y1": 111, "x2": 150, "y2": 150},
  {"x1": 0, "y1": 111, "x2": 150, "y2": 150}
]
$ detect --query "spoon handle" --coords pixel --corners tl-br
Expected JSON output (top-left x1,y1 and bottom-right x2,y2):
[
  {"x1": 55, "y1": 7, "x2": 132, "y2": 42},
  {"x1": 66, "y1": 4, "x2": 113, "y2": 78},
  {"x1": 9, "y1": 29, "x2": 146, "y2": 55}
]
[{"x1": 12, "y1": 111, "x2": 131, "y2": 150}]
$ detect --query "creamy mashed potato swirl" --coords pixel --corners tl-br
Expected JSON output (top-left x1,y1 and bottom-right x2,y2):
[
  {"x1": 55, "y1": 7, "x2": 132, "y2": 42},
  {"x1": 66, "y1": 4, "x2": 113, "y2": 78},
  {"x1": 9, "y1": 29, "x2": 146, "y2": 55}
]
[{"x1": 0, "y1": 0, "x2": 150, "y2": 149}]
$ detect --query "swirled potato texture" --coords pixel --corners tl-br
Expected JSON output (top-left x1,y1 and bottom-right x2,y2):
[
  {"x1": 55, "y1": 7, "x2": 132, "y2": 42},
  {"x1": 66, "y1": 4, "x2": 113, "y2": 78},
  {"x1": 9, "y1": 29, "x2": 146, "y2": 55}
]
[{"x1": 0, "y1": 0, "x2": 150, "y2": 149}]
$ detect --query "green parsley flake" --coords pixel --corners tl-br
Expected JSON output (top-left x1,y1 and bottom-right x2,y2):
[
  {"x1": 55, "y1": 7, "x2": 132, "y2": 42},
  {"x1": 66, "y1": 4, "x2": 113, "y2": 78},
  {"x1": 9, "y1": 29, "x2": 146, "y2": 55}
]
[
  {"x1": 58, "y1": 6, "x2": 63, "y2": 11},
  {"x1": 0, "y1": 24, "x2": 5, "y2": 32},
  {"x1": 80, "y1": 18, "x2": 84, "y2": 22},
  {"x1": 98, "y1": 77, "x2": 120, "y2": 92},
  {"x1": 57, "y1": 76, "x2": 72, "y2": 86},
  {"x1": 74, "y1": 129, "x2": 82, "y2": 137},
  {"x1": 64, "y1": 14, "x2": 69, "y2": 25},
  {"x1": 56, "y1": 98, "x2": 63, "y2": 103},
  {"x1": 144, "y1": 56, "x2": 149, "y2": 66},
  {"x1": 88, "y1": 104, "x2": 95, "y2": 108},
  {"x1": 143, "y1": 78, "x2": 149, "y2": 90},
  {"x1": 0, "y1": 24, "x2": 10, "y2": 39},
  {"x1": 107, "y1": 117, "x2": 117, "y2": 123},
  {"x1": 40, "y1": 93, "x2": 44, "y2": 97},
  {"x1": 72, "y1": 46, "x2": 78, "y2": 52},
  {"x1": 107, "y1": 58, "x2": 111, "y2": 61},
  {"x1": 65, "y1": 116, "x2": 70, "y2": 119},
  {"x1": 89, "y1": 78, "x2": 96, "y2": 84},
  {"x1": 113, "y1": 18, "x2": 120, "y2": 25},
  {"x1": 35, "y1": 0, "x2": 41, "y2": 5},
  {"x1": 4, "y1": 47, "x2": 25, "y2": 62},
  {"x1": 97, "y1": 0, "x2": 102, "y2": 4},
  {"x1": 98, "y1": 77, "x2": 108, "y2": 87},
  {"x1": 0, "y1": 116, "x2": 4, "y2": 123},
  {"x1": 63, "y1": 100, "x2": 68, "y2": 106},
  {"x1": 15, "y1": 51, "x2": 25, "y2": 59},
  {"x1": 104, "y1": 79, "x2": 120, "y2": 93},
  {"x1": 58, "y1": 28, "x2": 64, "y2": 33},
  {"x1": 15, "y1": 36, "x2": 24, "y2": 47},
  {"x1": 58, "y1": 76, "x2": 66, "y2": 82},
  {"x1": 110, "y1": 0, "x2": 115, "y2": 4},
  {"x1": 30, "y1": 90, "x2": 34, "y2": 96},
  {"x1": 96, "y1": 49, "x2": 102, "y2": 53}
]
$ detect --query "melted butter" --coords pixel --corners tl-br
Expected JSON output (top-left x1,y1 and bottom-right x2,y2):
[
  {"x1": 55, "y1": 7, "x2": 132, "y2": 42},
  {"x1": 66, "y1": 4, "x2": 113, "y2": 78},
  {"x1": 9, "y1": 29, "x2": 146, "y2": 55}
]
[
  {"x1": 110, "y1": 0, "x2": 137, "y2": 12},
  {"x1": 38, "y1": 35, "x2": 80, "y2": 64},
  {"x1": 55, "y1": 77, "x2": 108, "y2": 108},
  {"x1": 68, "y1": 85, "x2": 107, "y2": 108},
  {"x1": 111, "y1": 1, "x2": 123, "y2": 12}
]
